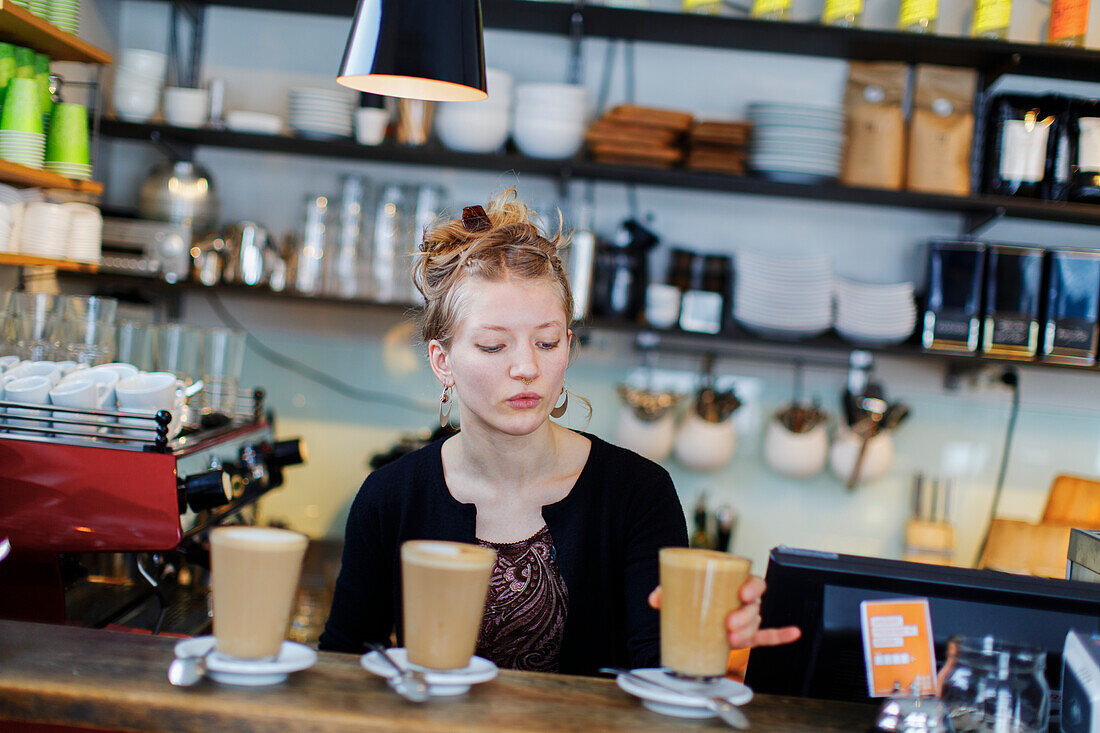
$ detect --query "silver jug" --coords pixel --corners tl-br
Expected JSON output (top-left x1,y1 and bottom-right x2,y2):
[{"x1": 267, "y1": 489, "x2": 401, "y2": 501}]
[
  {"x1": 222, "y1": 221, "x2": 273, "y2": 287},
  {"x1": 138, "y1": 160, "x2": 219, "y2": 232}
]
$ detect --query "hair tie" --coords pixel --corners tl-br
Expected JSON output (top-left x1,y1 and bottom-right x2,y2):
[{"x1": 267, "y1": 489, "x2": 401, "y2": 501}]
[{"x1": 462, "y1": 205, "x2": 491, "y2": 233}]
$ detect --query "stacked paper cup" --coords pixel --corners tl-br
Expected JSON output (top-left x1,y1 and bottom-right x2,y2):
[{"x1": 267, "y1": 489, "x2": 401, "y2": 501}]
[
  {"x1": 112, "y1": 49, "x2": 166, "y2": 123},
  {"x1": 47, "y1": 0, "x2": 80, "y2": 35},
  {"x1": 27, "y1": 0, "x2": 48, "y2": 18},
  {"x1": 45, "y1": 103, "x2": 91, "y2": 179},
  {"x1": 0, "y1": 78, "x2": 45, "y2": 169},
  {"x1": 64, "y1": 203, "x2": 102, "y2": 264}
]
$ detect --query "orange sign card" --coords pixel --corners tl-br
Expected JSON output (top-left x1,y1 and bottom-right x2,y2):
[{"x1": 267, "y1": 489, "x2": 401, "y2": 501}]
[{"x1": 859, "y1": 598, "x2": 938, "y2": 698}]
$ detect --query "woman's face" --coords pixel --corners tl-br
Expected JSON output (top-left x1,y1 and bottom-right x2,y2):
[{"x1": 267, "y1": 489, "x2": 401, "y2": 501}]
[{"x1": 430, "y1": 276, "x2": 571, "y2": 437}]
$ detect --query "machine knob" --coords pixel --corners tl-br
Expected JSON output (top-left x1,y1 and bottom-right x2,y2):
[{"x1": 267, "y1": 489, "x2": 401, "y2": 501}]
[
  {"x1": 179, "y1": 469, "x2": 232, "y2": 513},
  {"x1": 267, "y1": 438, "x2": 307, "y2": 468}
]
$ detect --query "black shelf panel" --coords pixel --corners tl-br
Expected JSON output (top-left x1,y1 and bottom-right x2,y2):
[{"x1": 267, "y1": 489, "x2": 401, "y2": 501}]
[
  {"x1": 183, "y1": 0, "x2": 1100, "y2": 82},
  {"x1": 101, "y1": 119, "x2": 1100, "y2": 227},
  {"x1": 61, "y1": 272, "x2": 1100, "y2": 375}
]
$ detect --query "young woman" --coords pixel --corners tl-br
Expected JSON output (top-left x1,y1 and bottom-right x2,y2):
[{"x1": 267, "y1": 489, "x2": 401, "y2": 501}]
[{"x1": 319, "y1": 192, "x2": 799, "y2": 675}]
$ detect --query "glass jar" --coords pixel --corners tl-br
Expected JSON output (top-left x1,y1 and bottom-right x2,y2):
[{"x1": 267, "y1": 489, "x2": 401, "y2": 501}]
[{"x1": 937, "y1": 636, "x2": 1050, "y2": 733}]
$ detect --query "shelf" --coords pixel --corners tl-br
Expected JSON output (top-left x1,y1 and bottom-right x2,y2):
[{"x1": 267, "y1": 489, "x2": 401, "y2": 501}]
[
  {"x1": 0, "y1": 159, "x2": 103, "y2": 194},
  {"x1": 163, "y1": 0, "x2": 1100, "y2": 82},
  {"x1": 100, "y1": 119, "x2": 1100, "y2": 227},
  {"x1": 0, "y1": 252, "x2": 98, "y2": 271},
  {"x1": 0, "y1": 1, "x2": 112, "y2": 64},
  {"x1": 59, "y1": 270, "x2": 1100, "y2": 375}
]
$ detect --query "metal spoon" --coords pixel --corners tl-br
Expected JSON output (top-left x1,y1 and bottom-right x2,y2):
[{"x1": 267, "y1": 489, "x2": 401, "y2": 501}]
[
  {"x1": 168, "y1": 644, "x2": 214, "y2": 686},
  {"x1": 366, "y1": 642, "x2": 430, "y2": 702},
  {"x1": 600, "y1": 667, "x2": 750, "y2": 730}
]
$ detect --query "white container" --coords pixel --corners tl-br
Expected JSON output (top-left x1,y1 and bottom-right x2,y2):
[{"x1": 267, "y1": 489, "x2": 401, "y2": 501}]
[
  {"x1": 615, "y1": 407, "x2": 676, "y2": 463},
  {"x1": 513, "y1": 117, "x2": 585, "y2": 159},
  {"x1": 354, "y1": 107, "x2": 390, "y2": 145},
  {"x1": 828, "y1": 426, "x2": 894, "y2": 486},
  {"x1": 164, "y1": 87, "x2": 209, "y2": 128},
  {"x1": 763, "y1": 418, "x2": 829, "y2": 478},
  {"x1": 436, "y1": 107, "x2": 510, "y2": 153},
  {"x1": 118, "y1": 48, "x2": 168, "y2": 79},
  {"x1": 673, "y1": 411, "x2": 737, "y2": 472},
  {"x1": 112, "y1": 84, "x2": 159, "y2": 123}
]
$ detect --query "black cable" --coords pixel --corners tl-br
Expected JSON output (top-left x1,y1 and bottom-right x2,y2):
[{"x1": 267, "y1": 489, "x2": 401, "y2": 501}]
[
  {"x1": 973, "y1": 368, "x2": 1021, "y2": 567},
  {"x1": 204, "y1": 292, "x2": 435, "y2": 414}
]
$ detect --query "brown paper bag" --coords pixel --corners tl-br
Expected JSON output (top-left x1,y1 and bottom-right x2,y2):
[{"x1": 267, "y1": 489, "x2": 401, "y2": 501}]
[
  {"x1": 841, "y1": 62, "x2": 908, "y2": 190},
  {"x1": 907, "y1": 65, "x2": 977, "y2": 196}
]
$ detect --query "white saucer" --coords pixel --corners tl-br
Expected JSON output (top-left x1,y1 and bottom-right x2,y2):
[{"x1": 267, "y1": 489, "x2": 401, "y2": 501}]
[
  {"x1": 616, "y1": 668, "x2": 753, "y2": 719},
  {"x1": 360, "y1": 648, "x2": 498, "y2": 696},
  {"x1": 173, "y1": 636, "x2": 317, "y2": 686}
]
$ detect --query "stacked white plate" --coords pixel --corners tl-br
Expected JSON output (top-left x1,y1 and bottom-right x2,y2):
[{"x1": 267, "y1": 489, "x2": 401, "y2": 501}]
[
  {"x1": 834, "y1": 278, "x2": 917, "y2": 346},
  {"x1": 19, "y1": 201, "x2": 70, "y2": 258},
  {"x1": 288, "y1": 87, "x2": 355, "y2": 139},
  {"x1": 747, "y1": 103, "x2": 845, "y2": 184},
  {"x1": 45, "y1": 160, "x2": 92, "y2": 180},
  {"x1": 64, "y1": 202, "x2": 101, "y2": 263},
  {"x1": 0, "y1": 130, "x2": 45, "y2": 169},
  {"x1": 734, "y1": 250, "x2": 833, "y2": 340},
  {"x1": 47, "y1": 0, "x2": 79, "y2": 34}
]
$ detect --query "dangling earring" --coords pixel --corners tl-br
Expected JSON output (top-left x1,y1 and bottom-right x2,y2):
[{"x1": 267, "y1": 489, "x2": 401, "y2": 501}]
[
  {"x1": 439, "y1": 385, "x2": 454, "y2": 428},
  {"x1": 550, "y1": 387, "x2": 568, "y2": 418}
]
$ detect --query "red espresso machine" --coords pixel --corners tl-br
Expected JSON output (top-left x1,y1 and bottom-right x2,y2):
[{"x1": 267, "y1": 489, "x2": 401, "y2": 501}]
[{"x1": 0, "y1": 388, "x2": 305, "y2": 632}]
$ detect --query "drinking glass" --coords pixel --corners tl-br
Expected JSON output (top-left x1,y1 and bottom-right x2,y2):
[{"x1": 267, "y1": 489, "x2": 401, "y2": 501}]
[
  {"x1": 938, "y1": 636, "x2": 1050, "y2": 733},
  {"x1": 114, "y1": 320, "x2": 156, "y2": 371},
  {"x1": 9, "y1": 291, "x2": 60, "y2": 360},
  {"x1": 155, "y1": 323, "x2": 202, "y2": 384},
  {"x1": 202, "y1": 327, "x2": 244, "y2": 417},
  {"x1": 57, "y1": 294, "x2": 118, "y2": 365}
]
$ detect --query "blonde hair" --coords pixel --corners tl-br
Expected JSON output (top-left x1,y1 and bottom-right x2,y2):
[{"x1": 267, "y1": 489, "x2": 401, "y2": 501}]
[{"x1": 413, "y1": 189, "x2": 573, "y2": 347}]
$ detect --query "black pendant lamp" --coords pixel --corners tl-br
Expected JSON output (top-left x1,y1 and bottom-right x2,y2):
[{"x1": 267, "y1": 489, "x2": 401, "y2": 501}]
[{"x1": 337, "y1": 0, "x2": 488, "y2": 102}]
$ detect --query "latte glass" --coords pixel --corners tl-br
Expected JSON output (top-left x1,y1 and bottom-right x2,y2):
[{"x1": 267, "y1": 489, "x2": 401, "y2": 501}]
[{"x1": 659, "y1": 547, "x2": 751, "y2": 678}]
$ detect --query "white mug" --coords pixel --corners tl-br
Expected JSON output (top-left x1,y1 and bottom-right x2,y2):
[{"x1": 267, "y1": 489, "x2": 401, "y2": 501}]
[
  {"x1": 63, "y1": 366, "x2": 120, "y2": 411},
  {"x1": 92, "y1": 362, "x2": 139, "y2": 382},
  {"x1": 116, "y1": 371, "x2": 183, "y2": 411},
  {"x1": 763, "y1": 417, "x2": 828, "y2": 479},
  {"x1": 49, "y1": 378, "x2": 112, "y2": 434},
  {"x1": 3, "y1": 374, "x2": 53, "y2": 432},
  {"x1": 3, "y1": 361, "x2": 61, "y2": 387}
]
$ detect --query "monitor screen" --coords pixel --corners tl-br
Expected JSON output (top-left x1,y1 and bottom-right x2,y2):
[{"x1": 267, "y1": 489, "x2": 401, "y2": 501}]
[{"x1": 745, "y1": 547, "x2": 1100, "y2": 705}]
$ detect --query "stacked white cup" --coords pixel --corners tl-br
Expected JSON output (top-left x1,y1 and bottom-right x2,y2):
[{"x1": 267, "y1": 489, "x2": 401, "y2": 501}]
[
  {"x1": 512, "y1": 83, "x2": 587, "y2": 159},
  {"x1": 435, "y1": 68, "x2": 513, "y2": 154},
  {"x1": 112, "y1": 49, "x2": 167, "y2": 123}
]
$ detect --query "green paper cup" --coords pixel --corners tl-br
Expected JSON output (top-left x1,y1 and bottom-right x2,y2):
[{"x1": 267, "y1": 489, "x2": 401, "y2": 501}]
[
  {"x1": 45, "y1": 102, "x2": 88, "y2": 164},
  {"x1": 13, "y1": 47, "x2": 33, "y2": 79},
  {"x1": 1, "y1": 78, "x2": 43, "y2": 133}
]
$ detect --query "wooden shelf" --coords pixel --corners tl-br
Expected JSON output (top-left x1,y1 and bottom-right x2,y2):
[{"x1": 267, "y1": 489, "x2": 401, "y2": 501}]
[
  {"x1": 0, "y1": 252, "x2": 98, "y2": 271},
  {"x1": 0, "y1": 159, "x2": 103, "y2": 194},
  {"x1": 100, "y1": 119, "x2": 1100, "y2": 227},
  {"x1": 162, "y1": 0, "x2": 1100, "y2": 82},
  {"x1": 60, "y1": 271, "x2": 1100, "y2": 375},
  {"x1": 0, "y1": 1, "x2": 111, "y2": 64}
]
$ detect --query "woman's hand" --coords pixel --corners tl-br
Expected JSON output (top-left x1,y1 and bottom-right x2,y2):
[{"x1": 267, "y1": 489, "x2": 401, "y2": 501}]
[{"x1": 648, "y1": 576, "x2": 802, "y2": 649}]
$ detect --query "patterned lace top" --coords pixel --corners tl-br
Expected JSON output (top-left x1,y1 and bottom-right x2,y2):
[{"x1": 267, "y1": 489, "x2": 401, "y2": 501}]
[{"x1": 475, "y1": 525, "x2": 569, "y2": 673}]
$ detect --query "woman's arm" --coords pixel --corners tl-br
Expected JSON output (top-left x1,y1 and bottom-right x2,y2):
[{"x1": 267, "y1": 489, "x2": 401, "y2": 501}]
[
  {"x1": 621, "y1": 469, "x2": 689, "y2": 669},
  {"x1": 318, "y1": 479, "x2": 395, "y2": 653}
]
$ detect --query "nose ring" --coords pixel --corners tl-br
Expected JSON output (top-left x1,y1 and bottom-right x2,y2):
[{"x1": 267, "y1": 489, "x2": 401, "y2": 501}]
[{"x1": 520, "y1": 377, "x2": 533, "y2": 386}]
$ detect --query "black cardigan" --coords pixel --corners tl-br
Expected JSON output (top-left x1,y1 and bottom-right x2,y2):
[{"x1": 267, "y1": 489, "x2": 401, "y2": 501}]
[{"x1": 318, "y1": 431, "x2": 689, "y2": 675}]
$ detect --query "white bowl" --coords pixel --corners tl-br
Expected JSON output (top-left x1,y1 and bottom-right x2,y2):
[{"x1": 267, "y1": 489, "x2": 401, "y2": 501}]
[
  {"x1": 164, "y1": 87, "x2": 208, "y2": 128},
  {"x1": 515, "y1": 83, "x2": 587, "y2": 106},
  {"x1": 117, "y1": 49, "x2": 167, "y2": 79},
  {"x1": 113, "y1": 85, "x2": 158, "y2": 122},
  {"x1": 513, "y1": 117, "x2": 585, "y2": 159},
  {"x1": 436, "y1": 107, "x2": 509, "y2": 153}
]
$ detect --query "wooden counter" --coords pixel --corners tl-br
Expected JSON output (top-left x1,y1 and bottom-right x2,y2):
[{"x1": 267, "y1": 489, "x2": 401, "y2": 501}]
[{"x1": 0, "y1": 620, "x2": 875, "y2": 732}]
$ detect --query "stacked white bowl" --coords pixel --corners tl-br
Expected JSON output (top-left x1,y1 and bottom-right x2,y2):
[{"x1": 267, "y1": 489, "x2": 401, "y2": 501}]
[
  {"x1": 64, "y1": 202, "x2": 102, "y2": 264},
  {"x1": 19, "y1": 202, "x2": 70, "y2": 259},
  {"x1": 834, "y1": 278, "x2": 917, "y2": 346},
  {"x1": 0, "y1": 203, "x2": 14, "y2": 253},
  {"x1": 112, "y1": 49, "x2": 167, "y2": 123},
  {"x1": 436, "y1": 68, "x2": 513, "y2": 154},
  {"x1": 512, "y1": 83, "x2": 587, "y2": 159},
  {"x1": 288, "y1": 87, "x2": 356, "y2": 139},
  {"x1": 47, "y1": 0, "x2": 79, "y2": 34},
  {"x1": 0, "y1": 129, "x2": 45, "y2": 169},
  {"x1": 734, "y1": 250, "x2": 833, "y2": 340},
  {"x1": 747, "y1": 102, "x2": 845, "y2": 184}
]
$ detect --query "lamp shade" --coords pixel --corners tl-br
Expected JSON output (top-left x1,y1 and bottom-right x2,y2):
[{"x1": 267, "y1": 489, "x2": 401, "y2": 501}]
[{"x1": 337, "y1": 0, "x2": 488, "y2": 102}]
